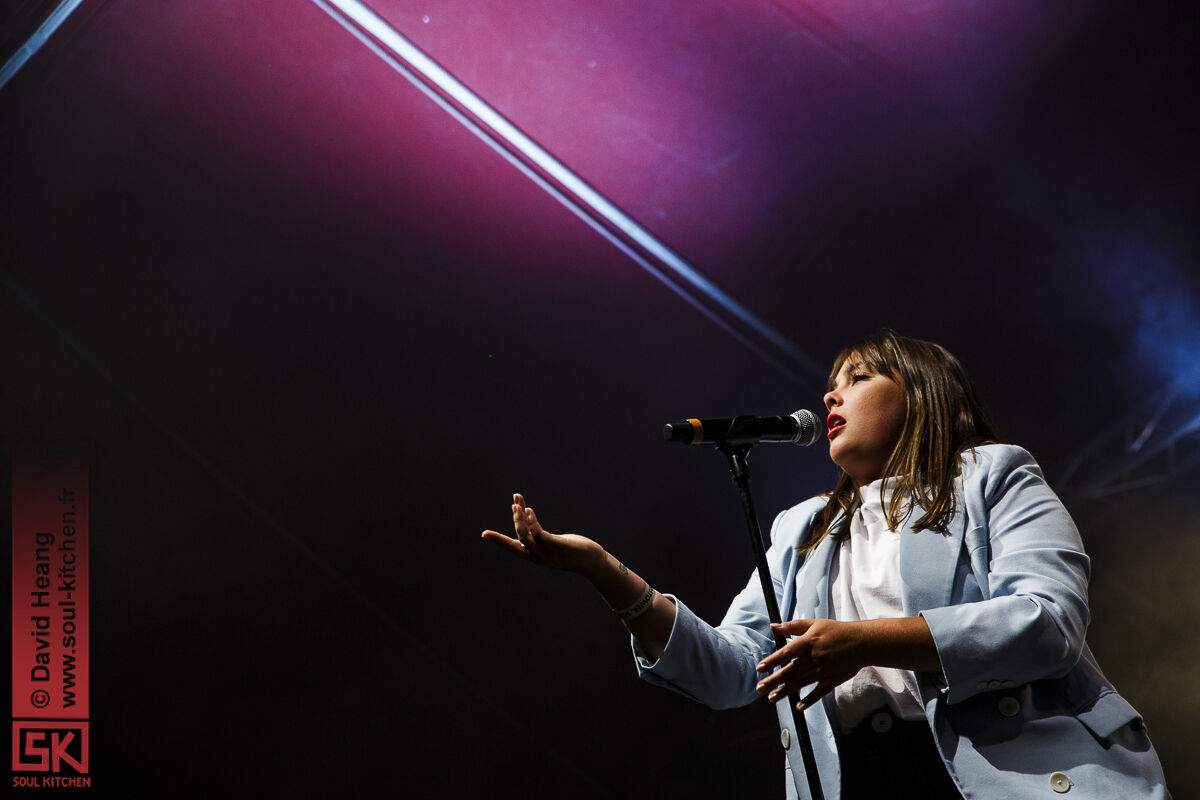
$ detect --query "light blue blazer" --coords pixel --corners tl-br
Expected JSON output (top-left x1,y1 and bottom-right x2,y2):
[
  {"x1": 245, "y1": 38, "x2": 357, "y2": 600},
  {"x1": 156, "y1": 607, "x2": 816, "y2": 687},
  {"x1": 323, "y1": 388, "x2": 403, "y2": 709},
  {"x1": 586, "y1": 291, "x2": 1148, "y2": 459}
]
[{"x1": 632, "y1": 444, "x2": 1171, "y2": 799}]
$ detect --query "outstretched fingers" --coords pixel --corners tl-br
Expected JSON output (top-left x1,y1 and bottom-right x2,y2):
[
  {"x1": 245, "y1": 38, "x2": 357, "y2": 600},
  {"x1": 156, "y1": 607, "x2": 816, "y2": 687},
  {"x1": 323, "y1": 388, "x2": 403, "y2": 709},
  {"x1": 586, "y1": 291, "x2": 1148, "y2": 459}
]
[
  {"x1": 512, "y1": 494, "x2": 532, "y2": 544},
  {"x1": 521, "y1": 505, "x2": 552, "y2": 559},
  {"x1": 797, "y1": 678, "x2": 840, "y2": 712},
  {"x1": 524, "y1": 506, "x2": 547, "y2": 537},
  {"x1": 480, "y1": 492, "x2": 544, "y2": 565},
  {"x1": 757, "y1": 658, "x2": 819, "y2": 702}
]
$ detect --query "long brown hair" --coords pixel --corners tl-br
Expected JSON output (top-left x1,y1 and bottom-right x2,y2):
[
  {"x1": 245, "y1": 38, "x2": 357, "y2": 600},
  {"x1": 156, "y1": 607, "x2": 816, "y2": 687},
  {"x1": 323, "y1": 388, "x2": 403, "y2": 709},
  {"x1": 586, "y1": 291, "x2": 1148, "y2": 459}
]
[{"x1": 802, "y1": 330, "x2": 999, "y2": 553}]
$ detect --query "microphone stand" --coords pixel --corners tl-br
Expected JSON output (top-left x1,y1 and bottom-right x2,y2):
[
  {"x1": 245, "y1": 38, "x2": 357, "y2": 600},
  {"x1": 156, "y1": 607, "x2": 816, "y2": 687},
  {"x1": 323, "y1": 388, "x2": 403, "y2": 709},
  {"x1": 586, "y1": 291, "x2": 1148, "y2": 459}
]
[{"x1": 716, "y1": 422, "x2": 825, "y2": 800}]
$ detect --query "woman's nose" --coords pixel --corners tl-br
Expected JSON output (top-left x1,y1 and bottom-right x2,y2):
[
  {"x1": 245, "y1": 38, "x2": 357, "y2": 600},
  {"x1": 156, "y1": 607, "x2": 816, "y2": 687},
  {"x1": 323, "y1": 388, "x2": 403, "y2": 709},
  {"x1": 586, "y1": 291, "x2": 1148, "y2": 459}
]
[{"x1": 823, "y1": 390, "x2": 838, "y2": 411}]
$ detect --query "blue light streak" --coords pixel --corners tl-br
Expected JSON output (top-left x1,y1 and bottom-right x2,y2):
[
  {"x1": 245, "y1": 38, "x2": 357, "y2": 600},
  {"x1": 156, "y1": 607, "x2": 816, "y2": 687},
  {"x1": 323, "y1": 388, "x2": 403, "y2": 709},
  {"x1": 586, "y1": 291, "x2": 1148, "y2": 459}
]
[
  {"x1": 311, "y1": 0, "x2": 825, "y2": 385},
  {"x1": 0, "y1": 0, "x2": 86, "y2": 92}
]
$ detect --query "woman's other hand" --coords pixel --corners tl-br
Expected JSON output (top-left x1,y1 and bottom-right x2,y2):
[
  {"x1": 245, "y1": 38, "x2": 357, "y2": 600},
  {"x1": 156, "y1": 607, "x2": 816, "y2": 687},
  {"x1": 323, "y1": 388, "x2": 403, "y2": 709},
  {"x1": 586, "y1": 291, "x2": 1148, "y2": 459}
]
[
  {"x1": 753, "y1": 618, "x2": 867, "y2": 711},
  {"x1": 481, "y1": 493, "x2": 606, "y2": 577}
]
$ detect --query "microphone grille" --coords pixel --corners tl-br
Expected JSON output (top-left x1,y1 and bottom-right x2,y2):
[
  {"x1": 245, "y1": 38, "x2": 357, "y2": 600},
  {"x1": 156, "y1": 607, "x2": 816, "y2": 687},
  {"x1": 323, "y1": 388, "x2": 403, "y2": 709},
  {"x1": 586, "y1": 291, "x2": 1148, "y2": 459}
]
[{"x1": 790, "y1": 409, "x2": 823, "y2": 446}]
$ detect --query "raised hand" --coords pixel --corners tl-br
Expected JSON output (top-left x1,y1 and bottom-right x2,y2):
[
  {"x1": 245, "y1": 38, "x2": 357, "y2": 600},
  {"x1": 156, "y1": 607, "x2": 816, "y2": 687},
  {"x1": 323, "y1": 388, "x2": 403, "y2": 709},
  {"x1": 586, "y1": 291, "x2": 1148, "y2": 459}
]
[{"x1": 481, "y1": 493, "x2": 606, "y2": 576}]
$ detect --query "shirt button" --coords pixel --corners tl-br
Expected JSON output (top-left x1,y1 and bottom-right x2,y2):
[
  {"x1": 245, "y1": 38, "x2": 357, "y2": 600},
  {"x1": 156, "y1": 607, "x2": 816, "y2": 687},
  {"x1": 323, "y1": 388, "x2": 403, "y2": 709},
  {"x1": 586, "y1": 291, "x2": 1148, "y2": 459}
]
[
  {"x1": 1049, "y1": 771, "x2": 1072, "y2": 793},
  {"x1": 780, "y1": 728, "x2": 790, "y2": 750},
  {"x1": 870, "y1": 711, "x2": 893, "y2": 733},
  {"x1": 998, "y1": 696, "x2": 1021, "y2": 718}
]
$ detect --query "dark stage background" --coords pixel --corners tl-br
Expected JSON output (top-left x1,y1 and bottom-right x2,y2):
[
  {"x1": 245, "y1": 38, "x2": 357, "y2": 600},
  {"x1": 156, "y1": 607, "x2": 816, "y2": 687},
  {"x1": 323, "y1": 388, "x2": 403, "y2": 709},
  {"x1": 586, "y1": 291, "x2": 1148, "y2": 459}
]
[{"x1": 2, "y1": 1, "x2": 1197, "y2": 797}]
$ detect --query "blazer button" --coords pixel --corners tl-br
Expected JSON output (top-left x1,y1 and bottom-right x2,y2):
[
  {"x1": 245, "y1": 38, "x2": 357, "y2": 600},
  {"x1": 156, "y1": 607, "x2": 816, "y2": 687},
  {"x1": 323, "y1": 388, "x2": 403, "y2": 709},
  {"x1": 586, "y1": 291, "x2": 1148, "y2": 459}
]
[
  {"x1": 780, "y1": 728, "x2": 790, "y2": 750},
  {"x1": 870, "y1": 711, "x2": 893, "y2": 733},
  {"x1": 997, "y1": 696, "x2": 1021, "y2": 718},
  {"x1": 1049, "y1": 771, "x2": 1072, "y2": 793}
]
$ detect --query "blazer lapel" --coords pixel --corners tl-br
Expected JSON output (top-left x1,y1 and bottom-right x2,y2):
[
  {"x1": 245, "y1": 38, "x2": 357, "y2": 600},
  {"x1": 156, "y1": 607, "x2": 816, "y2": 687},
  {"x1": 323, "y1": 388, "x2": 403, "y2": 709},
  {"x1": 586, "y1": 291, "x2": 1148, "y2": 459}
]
[
  {"x1": 789, "y1": 515, "x2": 842, "y2": 620},
  {"x1": 899, "y1": 493, "x2": 968, "y2": 615}
]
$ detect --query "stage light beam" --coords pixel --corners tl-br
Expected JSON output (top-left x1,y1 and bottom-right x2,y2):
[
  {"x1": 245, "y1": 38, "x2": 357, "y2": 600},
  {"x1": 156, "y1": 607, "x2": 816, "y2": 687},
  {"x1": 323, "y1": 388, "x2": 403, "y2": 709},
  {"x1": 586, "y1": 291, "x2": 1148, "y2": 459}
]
[
  {"x1": 310, "y1": 0, "x2": 827, "y2": 386},
  {"x1": 0, "y1": 0, "x2": 86, "y2": 91}
]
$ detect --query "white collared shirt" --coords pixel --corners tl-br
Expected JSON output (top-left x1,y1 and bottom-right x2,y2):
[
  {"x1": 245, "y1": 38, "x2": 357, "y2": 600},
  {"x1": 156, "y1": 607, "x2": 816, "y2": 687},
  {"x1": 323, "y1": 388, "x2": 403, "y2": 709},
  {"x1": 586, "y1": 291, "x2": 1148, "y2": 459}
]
[{"x1": 829, "y1": 476, "x2": 927, "y2": 729}]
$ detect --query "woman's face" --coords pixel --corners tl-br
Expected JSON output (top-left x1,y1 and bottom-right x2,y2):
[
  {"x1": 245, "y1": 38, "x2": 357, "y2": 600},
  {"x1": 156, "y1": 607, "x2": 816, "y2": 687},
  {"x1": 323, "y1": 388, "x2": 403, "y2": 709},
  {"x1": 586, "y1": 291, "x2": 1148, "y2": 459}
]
[{"x1": 823, "y1": 359, "x2": 907, "y2": 485}]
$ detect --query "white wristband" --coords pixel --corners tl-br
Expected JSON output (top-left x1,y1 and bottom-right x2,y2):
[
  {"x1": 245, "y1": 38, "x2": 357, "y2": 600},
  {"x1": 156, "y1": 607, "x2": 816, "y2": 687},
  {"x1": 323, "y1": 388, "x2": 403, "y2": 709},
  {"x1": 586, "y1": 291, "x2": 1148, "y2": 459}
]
[{"x1": 614, "y1": 582, "x2": 657, "y2": 622}]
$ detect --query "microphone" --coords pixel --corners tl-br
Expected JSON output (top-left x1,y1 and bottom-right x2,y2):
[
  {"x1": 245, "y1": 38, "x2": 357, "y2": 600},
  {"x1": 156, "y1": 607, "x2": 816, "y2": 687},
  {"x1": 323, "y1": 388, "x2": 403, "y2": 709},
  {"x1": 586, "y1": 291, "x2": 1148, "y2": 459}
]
[{"x1": 663, "y1": 410, "x2": 824, "y2": 447}]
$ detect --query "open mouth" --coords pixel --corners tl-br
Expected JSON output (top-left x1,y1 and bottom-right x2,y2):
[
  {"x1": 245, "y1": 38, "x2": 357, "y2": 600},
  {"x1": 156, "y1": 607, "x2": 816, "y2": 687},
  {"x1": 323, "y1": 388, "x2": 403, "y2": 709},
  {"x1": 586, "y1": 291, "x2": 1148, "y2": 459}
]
[{"x1": 827, "y1": 414, "x2": 846, "y2": 437}]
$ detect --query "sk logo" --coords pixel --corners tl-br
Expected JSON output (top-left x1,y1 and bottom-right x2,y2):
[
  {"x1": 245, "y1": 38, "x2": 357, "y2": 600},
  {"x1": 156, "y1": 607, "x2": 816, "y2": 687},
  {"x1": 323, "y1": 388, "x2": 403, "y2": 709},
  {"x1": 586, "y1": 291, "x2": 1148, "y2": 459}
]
[{"x1": 12, "y1": 721, "x2": 90, "y2": 773}]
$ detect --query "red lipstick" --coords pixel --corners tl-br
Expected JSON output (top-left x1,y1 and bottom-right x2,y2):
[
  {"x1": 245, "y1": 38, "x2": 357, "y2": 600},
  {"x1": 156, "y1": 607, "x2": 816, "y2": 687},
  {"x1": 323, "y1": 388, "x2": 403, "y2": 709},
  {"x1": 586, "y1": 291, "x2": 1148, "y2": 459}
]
[{"x1": 827, "y1": 413, "x2": 846, "y2": 438}]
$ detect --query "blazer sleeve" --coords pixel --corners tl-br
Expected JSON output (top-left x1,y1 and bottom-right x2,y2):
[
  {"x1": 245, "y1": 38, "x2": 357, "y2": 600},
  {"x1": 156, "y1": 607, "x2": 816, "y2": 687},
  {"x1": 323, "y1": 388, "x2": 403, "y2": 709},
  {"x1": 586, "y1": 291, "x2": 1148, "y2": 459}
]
[
  {"x1": 629, "y1": 501, "x2": 819, "y2": 710},
  {"x1": 919, "y1": 445, "x2": 1091, "y2": 705}
]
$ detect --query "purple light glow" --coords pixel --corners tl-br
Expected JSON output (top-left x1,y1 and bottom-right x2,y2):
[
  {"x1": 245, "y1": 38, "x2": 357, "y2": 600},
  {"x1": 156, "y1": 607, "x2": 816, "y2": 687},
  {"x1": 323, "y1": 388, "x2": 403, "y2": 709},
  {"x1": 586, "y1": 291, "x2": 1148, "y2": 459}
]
[{"x1": 55, "y1": 0, "x2": 1079, "y2": 286}]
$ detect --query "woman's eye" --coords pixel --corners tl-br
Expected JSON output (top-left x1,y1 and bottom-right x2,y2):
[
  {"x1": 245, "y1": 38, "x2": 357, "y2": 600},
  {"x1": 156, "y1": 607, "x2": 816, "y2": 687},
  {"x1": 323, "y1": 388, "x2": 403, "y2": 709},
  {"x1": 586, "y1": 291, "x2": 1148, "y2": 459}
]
[{"x1": 851, "y1": 374, "x2": 869, "y2": 383}]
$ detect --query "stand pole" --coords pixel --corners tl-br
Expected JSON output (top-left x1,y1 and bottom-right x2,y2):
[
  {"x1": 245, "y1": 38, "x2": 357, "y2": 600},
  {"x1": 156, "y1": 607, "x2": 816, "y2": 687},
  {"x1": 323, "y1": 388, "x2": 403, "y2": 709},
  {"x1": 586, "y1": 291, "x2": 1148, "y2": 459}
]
[{"x1": 719, "y1": 442, "x2": 825, "y2": 800}]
